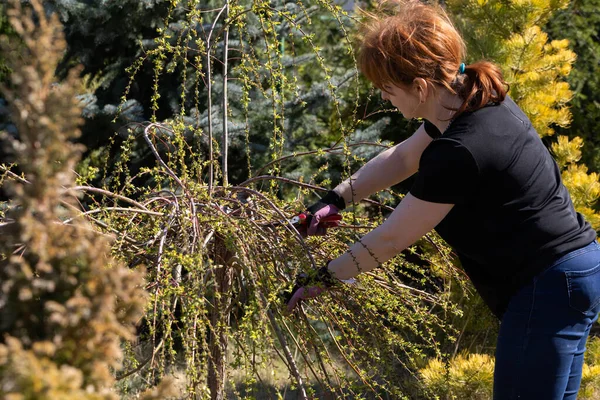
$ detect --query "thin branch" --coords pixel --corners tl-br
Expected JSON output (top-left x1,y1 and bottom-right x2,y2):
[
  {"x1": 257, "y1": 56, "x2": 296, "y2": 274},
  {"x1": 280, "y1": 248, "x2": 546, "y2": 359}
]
[
  {"x1": 252, "y1": 141, "x2": 390, "y2": 177},
  {"x1": 239, "y1": 175, "x2": 329, "y2": 191},
  {"x1": 321, "y1": 311, "x2": 382, "y2": 396},
  {"x1": 222, "y1": 0, "x2": 229, "y2": 187},
  {"x1": 142, "y1": 124, "x2": 188, "y2": 191},
  {"x1": 206, "y1": 4, "x2": 229, "y2": 195},
  {"x1": 115, "y1": 339, "x2": 164, "y2": 381},
  {"x1": 260, "y1": 294, "x2": 308, "y2": 400},
  {"x1": 302, "y1": 314, "x2": 341, "y2": 392},
  {"x1": 74, "y1": 214, "x2": 144, "y2": 247},
  {"x1": 238, "y1": 176, "x2": 395, "y2": 212},
  {"x1": 0, "y1": 165, "x2": 30, "y2": 184},
  {"x1": 365, "y1": 271, "x2": 439, "y2": 303},
  {"x1": 228, "y1": 185, "x2": 317, "y2": 269},
  {"x1": 141, "y1": 123, "x2": 200, "y2": 248},
  {"x1": 72, "y1": 186, "x2": 149, "y2": 211},
  {"x1": 276, "y1": 312, "x2": 328, "y2": 393},
  {"x1": 62, "y1": 207, "x2": 164, "y2": 224}
]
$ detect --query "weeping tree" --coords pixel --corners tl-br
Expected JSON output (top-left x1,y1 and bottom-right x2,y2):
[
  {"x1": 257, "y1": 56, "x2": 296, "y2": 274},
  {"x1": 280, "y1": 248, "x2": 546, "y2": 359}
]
[
  {"x1": 69, "y1": 1, "x2": 464, "y2": 398},
  {"x1": 546, "y1": 0, "x2": 600, "y2": 173}
]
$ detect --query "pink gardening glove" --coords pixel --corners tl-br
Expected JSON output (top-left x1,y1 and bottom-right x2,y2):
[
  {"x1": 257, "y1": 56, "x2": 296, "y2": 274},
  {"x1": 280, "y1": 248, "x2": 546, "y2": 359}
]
[
  {"x1": 293, "y1": 211, "x2": 342, "y2": 237},
  {"x1": 304, "y1": 190, "x2": 346, "y2": 236},
  {"x1": 286, "y1": 285, "x2": 329, "y2": 313},
  {"x1": 307, "y1": 204, "x2": 340, "y2": 236},
  {"x1": 284, "y1": 265, "x2": 338, "y2": 313}
]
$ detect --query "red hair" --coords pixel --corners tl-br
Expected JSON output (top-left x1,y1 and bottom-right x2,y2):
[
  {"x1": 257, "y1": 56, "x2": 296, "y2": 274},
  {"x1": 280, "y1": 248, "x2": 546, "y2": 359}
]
[{"x1": 357, "y1": 1, "x2": 507, "y2": 117}]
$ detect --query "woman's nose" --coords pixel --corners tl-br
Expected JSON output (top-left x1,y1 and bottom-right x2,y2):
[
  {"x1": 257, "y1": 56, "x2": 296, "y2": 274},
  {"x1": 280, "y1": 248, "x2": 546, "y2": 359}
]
[{"x1": 381, "y1": 90, "x2": 388, "y2": 101}]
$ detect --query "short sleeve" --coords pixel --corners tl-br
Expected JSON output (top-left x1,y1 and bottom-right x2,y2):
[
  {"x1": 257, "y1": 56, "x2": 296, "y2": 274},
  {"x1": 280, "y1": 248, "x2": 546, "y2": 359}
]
[
  {"x1": 410, "y1": 138, "x2": 479, "y2": 204},
  {"x1": 423, "y1": 120, "x2": 442, "y2": 139}
]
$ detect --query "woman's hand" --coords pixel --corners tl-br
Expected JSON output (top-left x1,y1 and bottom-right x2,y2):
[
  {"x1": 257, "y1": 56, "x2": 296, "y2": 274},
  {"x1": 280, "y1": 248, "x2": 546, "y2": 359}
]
[
  {"x1": 303, "y1": 190, "x2": 345, "y2": 236},
  {"x1": 284, "y1": 265, "x2": 338, "y2": 312}
]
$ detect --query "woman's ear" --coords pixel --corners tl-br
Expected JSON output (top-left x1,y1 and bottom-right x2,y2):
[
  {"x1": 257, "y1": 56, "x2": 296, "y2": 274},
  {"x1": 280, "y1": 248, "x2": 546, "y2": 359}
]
[{"x1": 412, "y1": 78, "x2": 428, "y2": 103}]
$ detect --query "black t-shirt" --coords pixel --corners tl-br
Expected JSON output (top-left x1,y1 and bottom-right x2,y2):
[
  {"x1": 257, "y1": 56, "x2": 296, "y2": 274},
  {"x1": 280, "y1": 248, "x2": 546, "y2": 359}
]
[{"x1": 410, "y1": 96, "x2": 596, "y2": 318}]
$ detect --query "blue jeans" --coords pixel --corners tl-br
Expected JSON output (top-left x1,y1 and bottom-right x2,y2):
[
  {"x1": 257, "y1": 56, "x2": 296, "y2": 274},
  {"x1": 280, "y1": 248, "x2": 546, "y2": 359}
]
[{"x1": 494, "y1": 240, "x2": 600, "y2": 400}]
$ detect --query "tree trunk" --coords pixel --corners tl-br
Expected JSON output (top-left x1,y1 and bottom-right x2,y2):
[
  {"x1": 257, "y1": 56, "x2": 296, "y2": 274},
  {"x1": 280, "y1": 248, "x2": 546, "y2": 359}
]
[{"x1": 207, "y1": 234, "x2": 233, "y2": 400}]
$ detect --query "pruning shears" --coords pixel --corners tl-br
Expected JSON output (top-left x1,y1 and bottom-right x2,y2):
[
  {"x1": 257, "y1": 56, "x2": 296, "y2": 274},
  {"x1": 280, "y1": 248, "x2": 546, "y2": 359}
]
[{"x1": 289, "y1": 212, "x2": 342, "y2": 228}]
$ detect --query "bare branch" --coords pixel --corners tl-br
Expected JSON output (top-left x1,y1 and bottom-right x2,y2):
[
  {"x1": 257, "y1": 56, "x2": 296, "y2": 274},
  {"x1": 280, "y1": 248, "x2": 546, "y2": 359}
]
[
  {"x1": 252, "y1": 141, "x2": 390, "y2": 178},
  {"x1": 222, "y1": 1, "x2": 230, "y2": 187},
  {"x1": 206, "y1": 4, "x2": 229, "y2": 195},
  {"x1": 73, "y1": 186, "x2": 150, "y2": 211}
]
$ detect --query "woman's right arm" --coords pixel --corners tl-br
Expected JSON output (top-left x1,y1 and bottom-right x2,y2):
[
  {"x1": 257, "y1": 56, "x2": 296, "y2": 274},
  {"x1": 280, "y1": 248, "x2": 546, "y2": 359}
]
[{"x1": 334, "y1": 123, "x2": 433, "y2": 206}]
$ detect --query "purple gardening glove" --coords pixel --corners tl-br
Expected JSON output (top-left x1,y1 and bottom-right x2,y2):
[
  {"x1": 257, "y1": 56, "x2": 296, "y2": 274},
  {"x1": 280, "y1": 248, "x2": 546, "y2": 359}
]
[
  {"x1": 284, "y1": 265, "x2": 338, "y2": 313},
  {"x1": 305, "y1": 190, "x2": 346, "y2": 236}
]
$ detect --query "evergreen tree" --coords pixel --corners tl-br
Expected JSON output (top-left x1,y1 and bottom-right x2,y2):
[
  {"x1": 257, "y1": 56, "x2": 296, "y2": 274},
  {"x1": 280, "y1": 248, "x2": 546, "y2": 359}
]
[
  {"x1": 546, "y1": 0, "x2": 600, "y2": 172},
  {"x1": 0, "y1": 2, "x2": 173, "y2": 398}
]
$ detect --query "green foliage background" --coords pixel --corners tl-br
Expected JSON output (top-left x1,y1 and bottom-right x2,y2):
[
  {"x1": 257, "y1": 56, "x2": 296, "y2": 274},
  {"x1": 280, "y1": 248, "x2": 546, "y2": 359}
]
[
  {"x1": 0, "y1": 6, "x2": 11, "y2": 82},
  {"x1": 546, "y1": 0, "x2": 600, "y2": 172}
]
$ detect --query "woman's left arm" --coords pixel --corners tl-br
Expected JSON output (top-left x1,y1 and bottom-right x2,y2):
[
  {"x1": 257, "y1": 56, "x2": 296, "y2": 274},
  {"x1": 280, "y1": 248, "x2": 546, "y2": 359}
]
[{"x1": 327, "y1": 193, "x2": 454, "y2": 280}]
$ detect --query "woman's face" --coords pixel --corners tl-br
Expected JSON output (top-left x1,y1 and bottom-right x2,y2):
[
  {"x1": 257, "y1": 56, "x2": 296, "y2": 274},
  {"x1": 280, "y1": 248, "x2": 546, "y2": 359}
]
[{"x1": 381, "y1": 83, "x2": 421, "y2": 119}]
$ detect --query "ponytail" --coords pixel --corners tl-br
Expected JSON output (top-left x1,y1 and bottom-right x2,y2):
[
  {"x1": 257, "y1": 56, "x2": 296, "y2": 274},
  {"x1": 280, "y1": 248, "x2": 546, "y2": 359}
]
[{"x1": 454, "y1": 61, "x2": 508, "y2": 117}]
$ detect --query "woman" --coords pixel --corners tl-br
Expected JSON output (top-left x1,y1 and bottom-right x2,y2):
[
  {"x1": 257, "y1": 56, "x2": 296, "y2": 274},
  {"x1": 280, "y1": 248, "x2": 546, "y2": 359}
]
[{"x1": 285, "y1": 1, "x2": 600, "y2": 399}]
